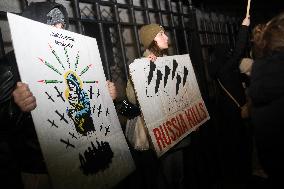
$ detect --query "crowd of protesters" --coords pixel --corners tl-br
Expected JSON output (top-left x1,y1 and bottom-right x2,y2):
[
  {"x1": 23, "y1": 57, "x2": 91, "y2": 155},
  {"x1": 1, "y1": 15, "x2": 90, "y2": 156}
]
[{"x1": 1, "y1": 1, "x2": 283, "y2": 189}]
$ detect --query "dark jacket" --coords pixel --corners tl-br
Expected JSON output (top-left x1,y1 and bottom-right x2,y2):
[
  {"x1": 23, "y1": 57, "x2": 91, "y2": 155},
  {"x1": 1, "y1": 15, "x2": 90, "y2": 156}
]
[
  {"x1": 0, "y1": 1, "x2": 68, "y2": 173},
  {"x1": 249, "y1": 52, "x2": 284, "y2": 108},
  {"x1": 0, "y1": 49, "x2": 47, "y2": 174},
  {"x1": 207, "y1": 25, "x2": 252, "y2": 185},
  {"x1": 249, "y1": 52, "x2": 284, "y2": 178},
  {"x1": 0, "y1": 51, "x2": 21, "y2": 136},
  {"x1": 210, "y1": 25, "x2": 249, "y2": 111}
]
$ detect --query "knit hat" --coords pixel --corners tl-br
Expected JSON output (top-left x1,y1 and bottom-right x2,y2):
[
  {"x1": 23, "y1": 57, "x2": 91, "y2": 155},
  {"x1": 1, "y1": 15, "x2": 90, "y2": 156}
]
[
  {"x1": 139, "y1": 24, "x2": 164, "y2": 49},
  {"x1": 46, "y1": 8, "x2": 65, "y2": 27},
  {"x1": 239, "y1": 58, "x2": 254, "y2": 75}
]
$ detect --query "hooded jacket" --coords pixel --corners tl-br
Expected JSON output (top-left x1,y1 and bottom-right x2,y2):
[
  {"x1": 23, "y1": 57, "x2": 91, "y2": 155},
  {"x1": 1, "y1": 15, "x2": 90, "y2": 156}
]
[
  {"x1": 0, "y1": 1, "x2": 69, "y2": 173},
  {"x1": 21, "y1": 1, "x2": 69, "y2": 29}
]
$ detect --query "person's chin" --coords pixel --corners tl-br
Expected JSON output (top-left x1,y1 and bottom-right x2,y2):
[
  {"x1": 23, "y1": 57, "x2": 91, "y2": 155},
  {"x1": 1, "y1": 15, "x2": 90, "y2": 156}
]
[{"x1": 162, "y1": 45, "x2": 168, "y2": 49}]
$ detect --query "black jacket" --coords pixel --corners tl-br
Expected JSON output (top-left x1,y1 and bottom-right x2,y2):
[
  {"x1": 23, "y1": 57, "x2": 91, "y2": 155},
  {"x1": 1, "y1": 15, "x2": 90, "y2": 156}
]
[
  {"x1": 210, "y1": 25, "x2": 249, "y2": 108},
  {"x1": 0, "y1": 51, "x2": 48, "y2": 174},
  {"x1": 249, "y1": 51, "x2": 284, "y2": 178},
  {"x1": 0, "y1": 51, "x2": 21, "y2": 134},
  {"x1": 249, "y1": 52, "x2": 284, "y2": 136}
]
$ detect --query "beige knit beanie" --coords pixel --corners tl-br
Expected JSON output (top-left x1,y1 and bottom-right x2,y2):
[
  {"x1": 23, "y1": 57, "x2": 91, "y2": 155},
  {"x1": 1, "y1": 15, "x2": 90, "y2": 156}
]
[{"x1": 139, "y1": 24, "x2": 164, "y2": 49}]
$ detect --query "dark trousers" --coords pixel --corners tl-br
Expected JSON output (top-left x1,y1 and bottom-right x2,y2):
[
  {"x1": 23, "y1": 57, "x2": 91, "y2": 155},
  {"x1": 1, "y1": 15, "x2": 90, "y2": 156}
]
[{"x1": 0, "y1": 139, "x2": 24, "y2": 189}]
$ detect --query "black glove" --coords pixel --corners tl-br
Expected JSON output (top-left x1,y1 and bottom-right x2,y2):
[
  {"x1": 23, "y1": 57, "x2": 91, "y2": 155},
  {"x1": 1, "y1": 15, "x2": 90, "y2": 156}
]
[{"x1": 116, "y1": 99, "x2": 141, "y2": 119}]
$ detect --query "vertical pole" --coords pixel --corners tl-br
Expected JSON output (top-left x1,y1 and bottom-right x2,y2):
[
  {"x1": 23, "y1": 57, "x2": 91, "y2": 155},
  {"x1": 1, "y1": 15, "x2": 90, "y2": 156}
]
[
  {"x1": 155, "y1": 0, "x2": 164, "y2": 25},
  {"x1": 187, "y1": 1, "x2": 209, "y2": 99},
  {"x1": 95, "y1": 2, "x2": 111, "y2": 80},
  {"x1": 166, "y1": 0, "x2": 179, "y2": 54},
  {"x1": 144, "y1": 0, "x2": 150, "y2": 23},
  {"x1": 72, "y1": 0, "x2": 84, "y2": 34},
  {"x1": 0, "y1": 28, "x2": 5, "y2": 57},
  {"x1": 113, "y1": 0, "x2": 128, "y2": 79},
  {"x1": 178, "y1": 0, "x2": 189, "y2": 53},
  {"x1": 129, "y1": 0, "x2": 142, "y2": 58}
]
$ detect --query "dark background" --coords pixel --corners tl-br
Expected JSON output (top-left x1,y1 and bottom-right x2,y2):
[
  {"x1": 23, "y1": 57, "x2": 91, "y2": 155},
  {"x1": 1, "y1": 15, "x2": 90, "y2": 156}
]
[{"x1": 191, "y1": 0, "x2": 284, "y2": 26}]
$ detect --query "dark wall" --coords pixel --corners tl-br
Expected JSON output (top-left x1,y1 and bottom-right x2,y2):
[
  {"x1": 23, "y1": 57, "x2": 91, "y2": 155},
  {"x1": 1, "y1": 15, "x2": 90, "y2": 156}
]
[{"x1": 192, "y1": 0, "x2": 283, "y2": 26}]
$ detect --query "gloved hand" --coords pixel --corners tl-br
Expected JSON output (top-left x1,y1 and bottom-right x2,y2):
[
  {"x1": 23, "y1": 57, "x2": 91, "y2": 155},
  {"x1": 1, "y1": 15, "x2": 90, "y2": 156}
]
[{"x1": 116, "y1": 99, "x2": 141, "y2": 119}]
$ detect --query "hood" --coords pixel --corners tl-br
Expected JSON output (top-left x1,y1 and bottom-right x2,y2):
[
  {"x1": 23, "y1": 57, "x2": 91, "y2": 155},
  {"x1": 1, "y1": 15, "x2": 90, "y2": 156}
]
[{"x1": 21, "y1": 2, "x2": 69, "y2": 29}]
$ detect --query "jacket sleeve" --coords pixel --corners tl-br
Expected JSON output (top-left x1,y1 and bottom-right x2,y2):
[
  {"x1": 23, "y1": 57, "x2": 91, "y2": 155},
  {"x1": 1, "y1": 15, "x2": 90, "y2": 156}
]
[
  {"x1": 0, "y1": 56, "x2": 23, "y2": 128},
  {"x1": 0, "y1": 64, "x2": 14, "y2": 103},
  {"x1": 126, "y1": 79, "x2": 138, "y2": 105},
  {"x1": 115, "y1": 79, "x2": 141, "y2": 119}
]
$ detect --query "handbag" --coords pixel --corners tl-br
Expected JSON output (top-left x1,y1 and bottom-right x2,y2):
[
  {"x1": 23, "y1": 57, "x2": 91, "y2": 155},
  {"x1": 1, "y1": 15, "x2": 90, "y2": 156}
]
[
  {"x1": 217, "y1": 79, "x2": 250, "y2": 119},
  {"x1": 125, "y1": 115, "x2": 150, "y2": 151},
  {"x1": 116, "y1": 99, "x2": 150, "y2": 151}
]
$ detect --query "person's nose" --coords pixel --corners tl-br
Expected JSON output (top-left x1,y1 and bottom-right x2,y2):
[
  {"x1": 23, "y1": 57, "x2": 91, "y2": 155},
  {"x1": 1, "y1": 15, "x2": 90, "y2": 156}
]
[{"x1": 164, "y1": 34, "x2": 168, "y2": 42}]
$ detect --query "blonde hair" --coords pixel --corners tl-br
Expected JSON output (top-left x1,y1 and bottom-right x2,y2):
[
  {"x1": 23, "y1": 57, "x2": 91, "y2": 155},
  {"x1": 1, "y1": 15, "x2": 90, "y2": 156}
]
[
  {"x1": 254, "y1": 12, "x2": 284, "y2": 57},
  {"x1": 251, "y1": 23, "x2": 266, "y2": 58}
]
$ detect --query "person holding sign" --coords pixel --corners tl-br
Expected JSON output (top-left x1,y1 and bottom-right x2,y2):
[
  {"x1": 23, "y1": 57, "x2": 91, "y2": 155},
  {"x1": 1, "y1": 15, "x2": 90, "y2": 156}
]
[
  {"x1": 0, "y1": 2, "x2": 117, "y2": 189},
  {"x1": 0, "y1": 2, "x2": 69, "y2": 188},
  {"x1": 124, "y1": 23, "x2": 192, "y2": 189}
]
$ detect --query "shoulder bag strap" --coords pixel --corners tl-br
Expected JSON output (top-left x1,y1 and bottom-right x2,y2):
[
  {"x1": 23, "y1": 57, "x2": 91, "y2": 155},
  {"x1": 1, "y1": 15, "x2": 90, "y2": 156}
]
[{"x1": 217, "y1": 79, "x2": 241, "y2": 108}]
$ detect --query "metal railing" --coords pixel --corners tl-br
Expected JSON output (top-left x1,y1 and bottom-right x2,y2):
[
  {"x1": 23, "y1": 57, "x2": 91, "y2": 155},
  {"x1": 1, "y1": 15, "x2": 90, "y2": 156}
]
[{"x1": 0, "y1": 0, "x2": 240, "y2": 99}]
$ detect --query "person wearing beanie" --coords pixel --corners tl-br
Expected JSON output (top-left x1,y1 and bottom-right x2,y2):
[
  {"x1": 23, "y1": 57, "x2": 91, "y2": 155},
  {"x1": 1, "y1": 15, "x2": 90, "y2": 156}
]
[
  {"x1": 0, "y1": 2, "x2": 117, "y2": 189},
  {"x1": 123, "y1": 23, "x2": 190, "y2": 189},
  {"x1": 139, "y1": 24, "x2": 165, "y2": 49},
  {"x1": 139, "y1": 24, "x2": 168, "y2": 59}
]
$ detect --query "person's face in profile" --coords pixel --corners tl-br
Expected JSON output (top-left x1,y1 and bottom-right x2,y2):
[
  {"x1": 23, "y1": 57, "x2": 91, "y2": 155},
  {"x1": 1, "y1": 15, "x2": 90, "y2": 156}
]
[
  {"x1": 53, "y1": 22, "x2": 64, "y2": 29},
  {"x1": 154, "y1": 30, "x2": 169, "y2": 50}
]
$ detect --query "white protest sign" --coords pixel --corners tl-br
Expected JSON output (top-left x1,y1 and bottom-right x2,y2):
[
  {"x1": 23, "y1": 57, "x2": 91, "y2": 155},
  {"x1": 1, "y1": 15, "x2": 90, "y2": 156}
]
[
  {"x1": 8, "y1": 13, "x2": 135, "y2": 189},
  {"x1": 129, "y1": 55, "x2": 210, "y2": 157}
]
